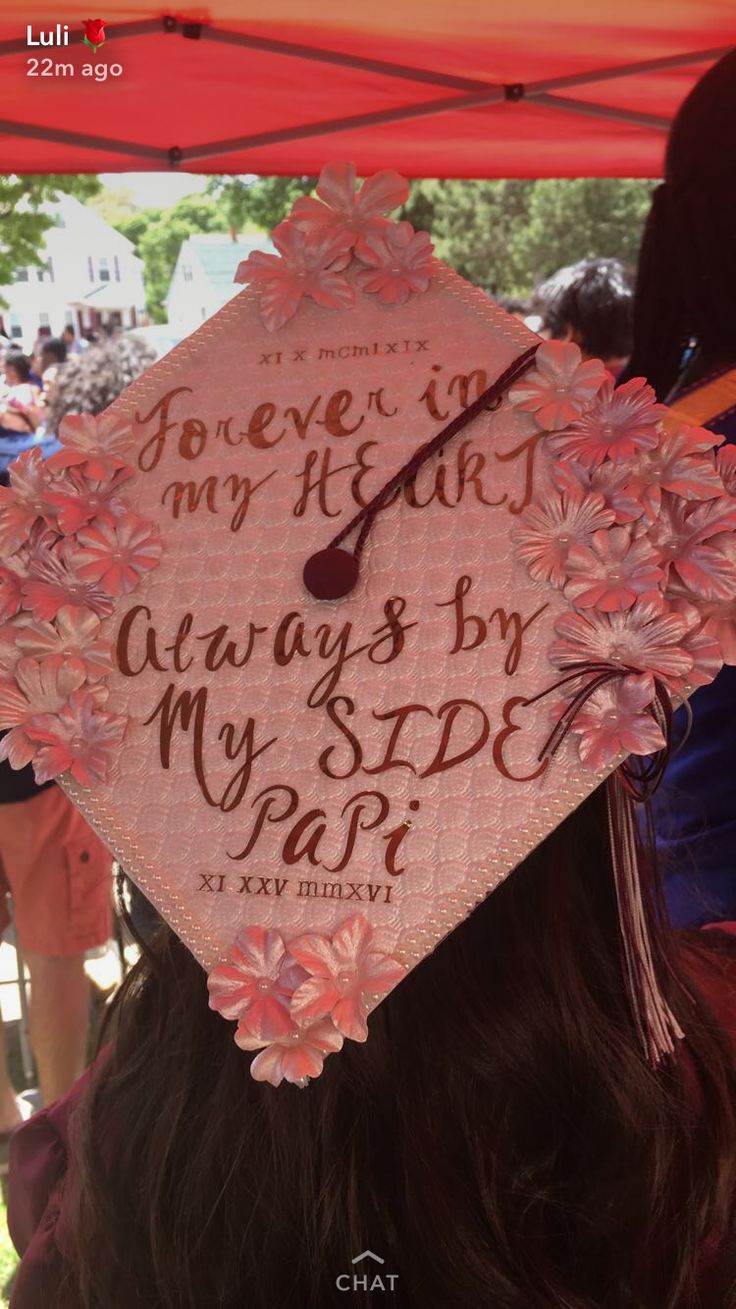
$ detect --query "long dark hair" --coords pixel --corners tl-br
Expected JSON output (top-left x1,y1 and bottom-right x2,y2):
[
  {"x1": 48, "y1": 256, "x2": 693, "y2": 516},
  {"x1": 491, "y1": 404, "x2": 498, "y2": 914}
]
[
  {"x1": 622, "y1": 47, "x2": 736, "y2": 399},
  {"x1": 63, "y1": 787, "x2": 736, "y2": 1308}
]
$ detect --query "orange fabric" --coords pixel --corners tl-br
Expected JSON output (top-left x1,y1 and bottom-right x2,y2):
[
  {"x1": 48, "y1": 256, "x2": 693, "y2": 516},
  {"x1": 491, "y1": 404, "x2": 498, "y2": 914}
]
[
  {"x1": 0, "y1": 785, "x2": 112, "y2": 956},
  {"x1": 0, "y1": 4, "x2": 733, "y2": 176},
  {"x1": 667, "y1": 369, "x2": 736, "y2": 428}
]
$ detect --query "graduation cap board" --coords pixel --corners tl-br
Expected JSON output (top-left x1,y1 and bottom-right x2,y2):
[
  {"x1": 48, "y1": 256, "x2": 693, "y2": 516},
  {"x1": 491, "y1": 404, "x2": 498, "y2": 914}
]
[{"x1": 2, "y1": 164, "x2": 735, "y2": 1087}]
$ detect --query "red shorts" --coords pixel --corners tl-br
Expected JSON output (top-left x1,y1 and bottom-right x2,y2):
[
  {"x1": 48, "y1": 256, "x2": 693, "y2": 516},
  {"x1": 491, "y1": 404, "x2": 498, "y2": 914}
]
[{"x1": 0, "y1": 785, "x2": 112, "y2": 956}]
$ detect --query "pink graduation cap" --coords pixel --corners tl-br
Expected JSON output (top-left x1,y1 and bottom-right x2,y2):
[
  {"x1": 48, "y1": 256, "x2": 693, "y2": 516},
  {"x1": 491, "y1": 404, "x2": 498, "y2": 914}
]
[{"x1": 1, "y1": 162, "x2": 735, "y2": 1088}]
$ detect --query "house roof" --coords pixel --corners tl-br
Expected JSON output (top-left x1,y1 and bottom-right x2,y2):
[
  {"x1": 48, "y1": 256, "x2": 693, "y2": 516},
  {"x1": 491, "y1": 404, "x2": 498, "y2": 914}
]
[{"x1": 182, "y1": 234, "x2": 273, "y2": 293}]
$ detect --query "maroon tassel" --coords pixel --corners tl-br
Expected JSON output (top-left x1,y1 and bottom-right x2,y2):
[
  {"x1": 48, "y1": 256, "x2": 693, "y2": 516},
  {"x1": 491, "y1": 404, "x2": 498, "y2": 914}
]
[
  {"x1": 606, "y1": 772, "x2": 683, "y2": 1064},
  {"x1": 530, "y1": 665, "x2": 684, "y2": 1067}
]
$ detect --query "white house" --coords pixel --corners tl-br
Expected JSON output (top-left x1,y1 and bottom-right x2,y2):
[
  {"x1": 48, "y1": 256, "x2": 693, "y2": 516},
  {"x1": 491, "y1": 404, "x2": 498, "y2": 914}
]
[
  {"x1": 166, "y1": 233, "x2": 273, "y2": 336},
  {"x1": 0, "y1": 194, "x2": 147, "y2": 347}
]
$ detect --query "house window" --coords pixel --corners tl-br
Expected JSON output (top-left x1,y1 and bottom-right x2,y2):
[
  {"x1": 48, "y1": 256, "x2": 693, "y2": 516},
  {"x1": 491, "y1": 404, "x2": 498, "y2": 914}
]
[
  {"x1": 37, "y1": 312, "x2": 51, "y2": 339},
  {"x1": 87, "y1": 256, "x2": 94, "y2": 282},
  {"x1": 8, "y1": 314, "x2": 22, "y2": 339},
  {"x1": 13, "y1": 268, "x2": 28, "y2": 282},
  {"x1": 36, "y1": 259, "x2": 54, "y2": 283},
  {"x1": 98, "y1": 257, "x2": 111, "y2": 283},
  {"x1": 182, "y1": 264, "x2": 194, "y2": 282},
  {"x1": 113, "y1": 255, "x2": 121, "y2": 282}
]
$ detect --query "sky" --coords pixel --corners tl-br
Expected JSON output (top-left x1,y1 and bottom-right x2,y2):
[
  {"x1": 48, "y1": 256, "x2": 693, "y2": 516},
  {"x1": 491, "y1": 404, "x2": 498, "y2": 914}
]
[{"x1": 98, "y1": 171, "x2": 208, "y2": 207}]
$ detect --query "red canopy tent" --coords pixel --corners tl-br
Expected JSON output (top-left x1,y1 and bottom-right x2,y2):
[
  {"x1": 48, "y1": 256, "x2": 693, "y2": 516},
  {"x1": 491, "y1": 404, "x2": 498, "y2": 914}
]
[{"x1": 0, "y1": 2, "x2": 734, "y2": 177}]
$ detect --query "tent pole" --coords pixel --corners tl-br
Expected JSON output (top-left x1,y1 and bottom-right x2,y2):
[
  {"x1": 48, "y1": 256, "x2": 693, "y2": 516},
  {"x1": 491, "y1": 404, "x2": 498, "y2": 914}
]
[{"x1": 530, "y1": 94, "x2": 670, "y2": 131}]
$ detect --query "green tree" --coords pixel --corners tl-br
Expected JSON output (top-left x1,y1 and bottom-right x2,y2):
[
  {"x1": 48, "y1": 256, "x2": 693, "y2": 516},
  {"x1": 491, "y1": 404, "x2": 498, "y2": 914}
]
[
  {"x1": 401, "y1": 177, "x2": 654, "y2": 296},
  {"x1": 401, "y1": 179, "x2": 536, "y2": 293},
  {"x1": 86, "y1": 185, "x2": 140, "y2": 229},
  {"x1": 128, "y1": 196, "x2": 229, "y2": 322},
  {"x1": 509, "y1": 178, "x2": 656, "y2": 288},
  {"x1": 115, "y1": 207, "x2": 162, "y2": 252},
  {"x1": 206, "y1": 175, "x2": 316, "y2": 233},
  {"x1": 0, "y1": 174, "x2": 100, "y2": 303}
]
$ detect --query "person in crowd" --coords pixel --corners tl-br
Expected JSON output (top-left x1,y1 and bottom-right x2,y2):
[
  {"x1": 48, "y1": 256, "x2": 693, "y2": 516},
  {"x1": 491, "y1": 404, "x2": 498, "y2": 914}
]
[
  {"x1": 39, "y1": 338, "x2": 67, "y2": 391},
  {"x1": 620, "y1": 48, "x2": 736, "y2": 928},
  {"x1": 43, "y1": 334, "x2": 156, "y2": 434},
  {"x1": 496, "y1": 294, "x2": 531, "y2": 323},
  {"x1": 0, "y1": 731, "x2": 113, "y2": 1136},
  {"x1": 534, "y1": 257, "x2": 634, "y2": 373},
  {"x1": 60, "y1": 325, "x2": 81, "y2": 357},
  {"x1": 6, "y1": 788, "x2": 736, "y2": 1309},
  {"x1": 26, "y1": 349, "x2": 43, "y2": 390},
  {"x1": 0, "y1": 355, "x2": 41, "y2": 472}
]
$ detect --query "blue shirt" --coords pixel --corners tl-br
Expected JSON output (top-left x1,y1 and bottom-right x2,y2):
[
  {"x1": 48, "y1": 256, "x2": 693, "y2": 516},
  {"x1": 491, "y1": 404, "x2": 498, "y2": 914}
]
[{"x1": 654, "y1": 369, "x2": 736, "y2": 926}]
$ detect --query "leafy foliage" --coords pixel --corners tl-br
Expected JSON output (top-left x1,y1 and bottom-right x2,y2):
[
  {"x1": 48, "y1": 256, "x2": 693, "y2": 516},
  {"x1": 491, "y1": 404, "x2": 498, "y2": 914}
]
[
  {"x1": 400, "y1": 177, "x2": 656, "y2": 296},
  {"x1": 206, "y1": 175, "x2": 317, "y2": 234},
  {"x1": 118, "y1": 196, "x2": 229, "y2": 322},
  {"x1": 0, "y1": 175, "x2": 100, "y2": 304},
  {"x1": 512, "y1": 179, "x2": 657, "y2": 288}
]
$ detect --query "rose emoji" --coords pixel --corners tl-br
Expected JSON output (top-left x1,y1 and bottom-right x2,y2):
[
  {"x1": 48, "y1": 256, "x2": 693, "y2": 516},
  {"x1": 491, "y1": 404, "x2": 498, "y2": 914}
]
[{"x1": 83, "y1": 18, "x2": 106, "y2": 52}]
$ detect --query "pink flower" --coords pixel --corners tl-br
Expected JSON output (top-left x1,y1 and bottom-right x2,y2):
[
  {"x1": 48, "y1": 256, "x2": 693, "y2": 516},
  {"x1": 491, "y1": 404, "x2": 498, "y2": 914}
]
[
  {"x1": 665, "y1": 599, "x2": 724, "y2": 691},
  {"x1": 513, "y1": 487, "x2": 614, "y2": 587},
  {"x1": 553, "y1": 460, "x2": 648, "y2": 525},
  {"x1": 290, "y1": 161, "x2": 409, "y2": 244},
  {"x1": 716, "y1": 445, "x2": 736, "y2": 496},
  {"x1": 235, "y1": 221, "x2": 354, "y2": 331},
  {"x1": 704, "y1": 603, "x2": 736, "y2": 665},
  {"x1": 74, "y1": 513, "x2": 162, "y2": 597},
  {"x1": 0, "y1": 655, "x2": 86, "y2": 771},
  {"x1": 508, "y1": 341, "x2": 607, "y2": 431},
  {"x1": 625, "y1": 425, "x2": 724, "y2": 520},
  {"x1": 50, "y1": 412, "x2": 135, "y2": 481},
  {"x1": 0, "y1": 654, "x2": 85, "y2": 726},
  {"x1": 564, "y1": 526, "x2": 664, "y2": 612},
  {"x1": 26, "y1": 689, "x2": 126, "y2": 785},
  {"x1": 237, "y1": 1019, "x2": 344, "y2": 1088},
  {"x1": 43, "y1": 466, "x2": 131, "y2": 536},
  {"x1": 548, "y1": 377, "x2": 667, "y2": 468},
  {"x1": 550, "y1": 600, "x2": 693, "y2": 683},
  {"x1": 16, "y1": 606, "x2": 112, "y2": 681},
  {"x1": 0, "y1": 561, "x2": 24, "y2": 623},
  {"x1": 573, "y1": 672, "x2": 666, "y2": 771},
  {"x1": 0, "y1": 449, "x2": 53, "y2": 553},
  {"x1": 354, "y1": 222, "x2": 433, "y2": 306},
  {"x1": 207, "y1": 928, "x2": 305, "y2": 1042},
  {"x1": 0, "y1": 621, "x2": 25, "y2": 676},
  {"x1": 289, "y1": 915, "x2": 406, "y2": 1042},
  {"x1": 646, "y1": 493, "x2": 736, "y2": 603},
  {"x1": 21, "y1": 542, "x2": 113, "y2": 621}
]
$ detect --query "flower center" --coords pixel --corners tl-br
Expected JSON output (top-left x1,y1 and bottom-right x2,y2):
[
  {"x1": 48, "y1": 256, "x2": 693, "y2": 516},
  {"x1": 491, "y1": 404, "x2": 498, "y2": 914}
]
[
  {"x1": 256, "y1": 978, "x2": 272, "y2": 993},
  {"x1": 337, "y1": 971, "x2": 354, "y2": 990},
  {"x1": 608, "y1": 642, "x2": 630, "y2": 663}
]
